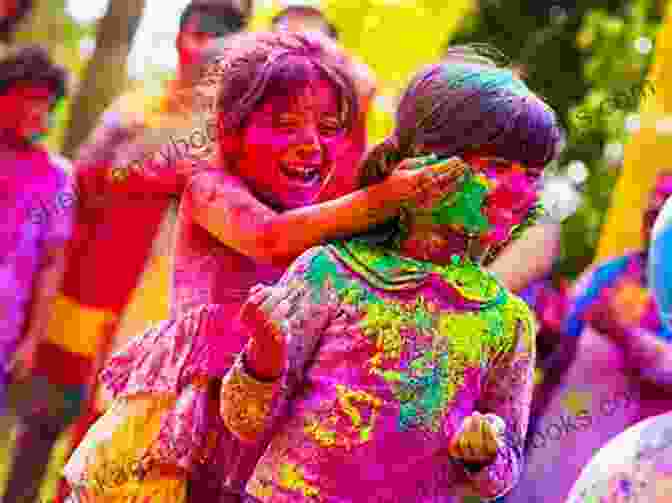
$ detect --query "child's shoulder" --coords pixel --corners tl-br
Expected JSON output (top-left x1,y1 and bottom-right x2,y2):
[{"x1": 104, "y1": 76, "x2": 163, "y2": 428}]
[
  {"x1": 502, "y1": 289, "x2": 536, "y2": 325},
  {"x1": 292, "y1": 245, "x2": 341, "y2": 276}
]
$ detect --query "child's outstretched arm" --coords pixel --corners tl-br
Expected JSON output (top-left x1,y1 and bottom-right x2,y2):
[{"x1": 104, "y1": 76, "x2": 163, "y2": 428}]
[
  {"x1": 186, "y1": 157, "x2": 463, "y2": 267},
  {"x1": 220, "y1": 247, "x2": 341, "y2": 442}
]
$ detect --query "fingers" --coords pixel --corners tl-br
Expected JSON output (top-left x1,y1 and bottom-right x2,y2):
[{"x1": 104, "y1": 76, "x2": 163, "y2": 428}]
[
  {"x1": 249, "y1": 283, "x2": 265, "y2": 296},
  {"x1": 425, "y1": 157, "x2": 471, "y2": 178},
  {"x1": 450, "y1": 412, "x2": 502, "y2": 463},
  {"x1": 399, "y1": 155, "x2": 470, "y2": 177},
  {"x1": 397, "y1": 154, "x2": 438, "y2": 171}
]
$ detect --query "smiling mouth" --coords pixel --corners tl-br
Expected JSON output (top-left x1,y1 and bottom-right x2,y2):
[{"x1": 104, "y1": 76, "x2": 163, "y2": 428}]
[{"x1": 280, "y1": 163, "x2": 321, "y2": 183}]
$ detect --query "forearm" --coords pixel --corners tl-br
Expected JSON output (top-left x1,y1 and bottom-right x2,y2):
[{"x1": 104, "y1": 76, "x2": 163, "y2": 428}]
[
  {"x1": 617, "y1": 328, "x2": 672, "y2": 387},
  {"x1": 464, "y1": 321, "x2": 536, "y2": 499},
  {"x1": 195, "y1": 178, "x2": 402, "y2": 268},
  {"x1": 78, "y1": 156, "x2": 183, "y2": 202},
  {"x1": 488, "y1": 223, "x2": 560, "y2": 292},
  {"x1": 265, "y1": 183, "x2": 399, "y2": 263}
]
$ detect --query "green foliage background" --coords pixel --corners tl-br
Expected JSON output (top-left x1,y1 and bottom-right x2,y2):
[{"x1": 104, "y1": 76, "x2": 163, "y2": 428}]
[{"x1": 450, "y1": 0, "x2": 663, "y2": 278}]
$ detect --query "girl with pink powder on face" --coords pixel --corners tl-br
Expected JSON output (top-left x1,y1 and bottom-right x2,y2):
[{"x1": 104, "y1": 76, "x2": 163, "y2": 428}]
[{"x1": 62, "y1": 32, "x2": 460, "y2": 503}]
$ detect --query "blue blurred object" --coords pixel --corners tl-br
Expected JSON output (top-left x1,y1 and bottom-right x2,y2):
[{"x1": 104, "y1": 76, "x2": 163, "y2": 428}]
[{"x1": 649, "y1": 197, "x2": 672, "y2": 331}]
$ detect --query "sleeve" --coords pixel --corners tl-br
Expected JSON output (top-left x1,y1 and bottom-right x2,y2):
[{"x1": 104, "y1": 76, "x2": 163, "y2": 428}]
[
  {"x1": 74, "y1": 101, "x2": 141, "y2": 199},
  {"x1": 42, "y1": 168, "x2": 75, "y2": 252},
  {"x1": 457, "y1": 299, "x2": 537, "y2": 501},
  {"x1": 220, "y1": 247, "x2": 341, "y2": 442},
  {"x1": 75, "y1": 96, "x2": 190, "y2": 200}
]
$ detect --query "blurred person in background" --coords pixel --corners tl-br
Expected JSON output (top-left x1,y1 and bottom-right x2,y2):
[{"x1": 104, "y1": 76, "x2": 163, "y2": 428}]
[
  {"x1": 0, "y1": 0, "x2": 33, "y2": 48},
  {"x1": 565, "y1": 195, "x2": 672, "y2": 503},
  {"x1": 271, "y1": 1, "x2": 339, "y2": 39},
  {"x1": 506, "y1": 171, "x2": 672, "y2": 503},
  {"x1": 0, "y1": 45, "x2": 73, "y2": 503},
  {"x1": 2, "y1": 3, "x2": 251, "y2": 503}
]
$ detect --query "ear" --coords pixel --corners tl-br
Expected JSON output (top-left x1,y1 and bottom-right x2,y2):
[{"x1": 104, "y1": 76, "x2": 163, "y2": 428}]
[{"x1": 175, "y1": 31, "x2": 184, "y2": 56}]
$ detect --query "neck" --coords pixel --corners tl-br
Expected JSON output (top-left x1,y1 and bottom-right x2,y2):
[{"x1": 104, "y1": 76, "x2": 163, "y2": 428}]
[
  {"x1": 171, "y1": 71, "x2": 197, "y2": 110},
  {"x1": 398, "y1": 222, "x2": 484, "y2": 266}
]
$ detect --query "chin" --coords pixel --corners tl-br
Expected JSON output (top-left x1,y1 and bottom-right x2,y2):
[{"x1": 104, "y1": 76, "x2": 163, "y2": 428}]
[
  {"x1": 276, "y1": 179, "x2": 323, "y2": 209},
  {"x1": 271, "y1": 190, "x2": 321, "y2": 210}
]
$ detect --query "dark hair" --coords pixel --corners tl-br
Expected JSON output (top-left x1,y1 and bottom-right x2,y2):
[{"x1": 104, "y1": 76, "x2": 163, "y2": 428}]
[
  {"x1": 0, "y1": 45, "x2": 67, "y2": 104},
  {"x1": 271, "y1": 7, "x2": 338, "y2": 40},
  {"x1": 360, "y1": 45, "x2": 562, "y2": 186},
  {"x1": 179, "y1": 0, "x2": 248, "y2": 36},
  {"x1": 0, "y1": 0, "x2": 33, "y2": 43},
  {"x1": 205, "y1": 31, "x2": 358, "y2": 142}
]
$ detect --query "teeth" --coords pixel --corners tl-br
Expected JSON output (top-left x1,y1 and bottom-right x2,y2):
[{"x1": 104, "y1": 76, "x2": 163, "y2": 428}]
[{"x1": 282, "y1": 164, "x2": 319, "y2": 181}]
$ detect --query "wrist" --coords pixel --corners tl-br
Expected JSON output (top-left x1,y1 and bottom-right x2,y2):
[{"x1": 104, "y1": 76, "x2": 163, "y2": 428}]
[
  {"x1": 368, "y1": 181, "x2": 405, "y2": 213},
  {"x1": 23, "y1": 325, "x2": 45, "y2": 344},
  {"x1": 244, "y1": 342, "x2": 283, "y2": 382},
  {"x1": 607, "y1": 325, "x2": 637, "y2": 345},
  {"x1": 450, "y1": 456, "x2": 494, "y2": 474}
]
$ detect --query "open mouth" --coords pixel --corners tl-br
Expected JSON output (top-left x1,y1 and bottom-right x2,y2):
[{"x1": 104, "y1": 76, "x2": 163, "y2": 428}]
[{"x1": 280, "y1": 162, "x2": 321, "y2": 184}]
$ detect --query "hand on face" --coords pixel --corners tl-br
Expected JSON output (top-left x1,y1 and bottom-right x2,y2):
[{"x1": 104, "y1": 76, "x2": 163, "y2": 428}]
[
  {"x1": 461, "y1": 156, "x2": 541, "y2": 246},
  {"x1": 383, "y1": 155, "x2": 471, "y2": 207}
]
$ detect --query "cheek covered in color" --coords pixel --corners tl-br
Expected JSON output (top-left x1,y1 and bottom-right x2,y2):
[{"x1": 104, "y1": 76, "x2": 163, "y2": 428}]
[
  {"x1": 315, "y1": 133, "x2": 361, "y2": 201},
  {"x1": 481, "y1": 172, "x2": 539, "y2": 245}
]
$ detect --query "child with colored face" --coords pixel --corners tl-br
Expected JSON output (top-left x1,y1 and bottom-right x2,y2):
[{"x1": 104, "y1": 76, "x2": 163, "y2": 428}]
[
  {"x1": 219, "y1": 48, "x2": 561, "y2": 502},
  {"x1": 62, "y1": 32, "x2": 455, "y2": 503}
]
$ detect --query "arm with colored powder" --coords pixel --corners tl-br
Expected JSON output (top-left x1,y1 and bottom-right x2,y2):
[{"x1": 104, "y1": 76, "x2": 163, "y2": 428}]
[
  {"x1": 186, "y1": 157, "x2": 465, "y2": 268},
  {"x1": 577, "y1": 259, "x2": 672, "y2": 387},
  {"x1": 11, "y1": 172, "x2": 75, "y2": 379},
  {"x1": 220, "y1": 247, "x2": 341, "y2": 442},
  {"x1": 74, "y1": 95, "x2": 192, "y2": 202},
  {"x1": 600, "y1": 326, "x2": 672, "y2": 388},
  {"x1": 449, "y1": 313, "x2": 537, "y2": 501}
]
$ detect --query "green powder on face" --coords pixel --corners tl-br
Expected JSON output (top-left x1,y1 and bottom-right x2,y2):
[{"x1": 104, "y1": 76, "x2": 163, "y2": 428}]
[{"x1": 431, "y1": 169, "x2": 490, "y2": 235}]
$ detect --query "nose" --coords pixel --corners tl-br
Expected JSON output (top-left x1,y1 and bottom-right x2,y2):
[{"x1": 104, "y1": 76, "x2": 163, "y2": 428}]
[{"x1": 294, "y1": 126, "x2": 323, "y2": 162}]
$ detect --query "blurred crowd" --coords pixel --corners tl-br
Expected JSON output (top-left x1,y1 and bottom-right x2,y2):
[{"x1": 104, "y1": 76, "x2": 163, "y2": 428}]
[{"x1": 0, "y1": 1, "x2": 671, "y2": 503}]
